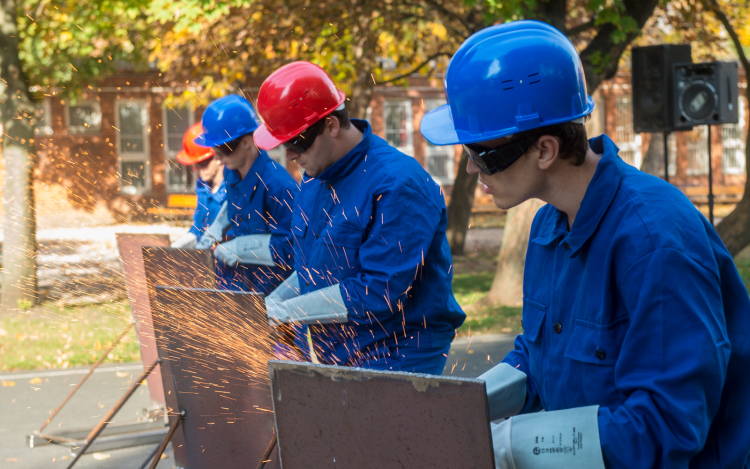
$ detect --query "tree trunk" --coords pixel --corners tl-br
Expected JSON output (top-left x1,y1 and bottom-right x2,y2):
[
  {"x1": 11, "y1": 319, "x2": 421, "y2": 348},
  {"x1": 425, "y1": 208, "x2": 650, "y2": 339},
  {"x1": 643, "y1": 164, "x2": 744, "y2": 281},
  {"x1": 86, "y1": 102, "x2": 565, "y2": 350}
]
[
  {"x1": 446, "y1": 152, "x2": 478, "y2": 255},
  {"x1": 475, "y1": 199, "x2": 545, "y2": 308},
  {"x1": 0, "y1": 0, "x2": 38, "y2": 312}
]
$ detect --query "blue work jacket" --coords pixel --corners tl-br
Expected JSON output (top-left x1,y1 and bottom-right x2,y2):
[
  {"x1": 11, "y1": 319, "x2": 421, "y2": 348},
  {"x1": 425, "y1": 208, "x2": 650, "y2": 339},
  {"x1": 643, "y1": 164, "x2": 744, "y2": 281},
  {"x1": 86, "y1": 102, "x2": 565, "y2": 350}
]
[
  {"x1": 220, "y1": 151, "x2": 298, "y2": 294},
  {"x1": 291, "y1": 119, "x2": 465, "y2": 370},
  {"x1": 503, "y1": 135, "x2": 750, "y2": 468},
  {"x1": 188, "y1": 178, "x2": 227, "y2": 237}
]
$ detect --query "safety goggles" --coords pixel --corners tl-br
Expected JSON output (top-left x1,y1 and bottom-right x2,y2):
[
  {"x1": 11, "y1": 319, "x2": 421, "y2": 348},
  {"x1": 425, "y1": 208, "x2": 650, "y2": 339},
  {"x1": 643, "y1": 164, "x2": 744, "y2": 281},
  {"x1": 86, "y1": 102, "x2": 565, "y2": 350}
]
[
  {"x1": 282, "y1": 119, "x2": 325, "y2": 154},
  {"x1": 213, "y1": 137, "x2": 244, "y2": 157},
  {"x1": 462, "y1": 137, "x2": 537, "y2": 175}
]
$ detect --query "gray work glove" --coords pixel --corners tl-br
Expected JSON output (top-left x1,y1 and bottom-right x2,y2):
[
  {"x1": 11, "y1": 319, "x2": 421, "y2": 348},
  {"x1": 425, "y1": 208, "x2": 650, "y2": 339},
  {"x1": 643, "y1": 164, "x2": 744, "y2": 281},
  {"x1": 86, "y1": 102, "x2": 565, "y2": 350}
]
[
  {"x1": 266, "y1": 283, "x2": 348, "y2": 326},
  {"x1": 213, "y1": 234, "x2": 274, "y2": 268},
  {"x1": 171, "y1": 232, "x2": 198, "y2": 249},
  {"x1": 196, "y1": 201, "x2": 229, "y2": 249}
]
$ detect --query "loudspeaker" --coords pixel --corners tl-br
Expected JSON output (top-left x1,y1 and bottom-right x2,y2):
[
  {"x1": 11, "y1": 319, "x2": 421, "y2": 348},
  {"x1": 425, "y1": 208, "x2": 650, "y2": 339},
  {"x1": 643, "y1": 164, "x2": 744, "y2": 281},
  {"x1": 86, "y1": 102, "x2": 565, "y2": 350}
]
[
  {"x1": 673, "y1": 61, "x2": 739, "y2": 128},
  {"x1": 632, "y1": 45, "x2": 692, "y2": 133}
]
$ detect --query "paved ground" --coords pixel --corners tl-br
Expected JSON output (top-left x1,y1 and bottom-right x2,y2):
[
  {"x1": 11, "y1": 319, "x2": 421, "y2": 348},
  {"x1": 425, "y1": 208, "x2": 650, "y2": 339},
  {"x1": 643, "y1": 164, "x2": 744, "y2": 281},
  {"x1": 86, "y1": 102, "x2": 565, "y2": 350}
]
[{"x1": 0, "y1": 334, "x2": 516, "y2": 468}]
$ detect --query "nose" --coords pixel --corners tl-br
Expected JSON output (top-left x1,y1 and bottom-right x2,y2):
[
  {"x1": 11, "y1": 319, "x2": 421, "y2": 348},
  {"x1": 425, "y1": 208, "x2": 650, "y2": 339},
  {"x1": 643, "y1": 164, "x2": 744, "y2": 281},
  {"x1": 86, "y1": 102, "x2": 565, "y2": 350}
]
[{"x1": 466, "y1": 156, "x2": 480, "y2": 175}]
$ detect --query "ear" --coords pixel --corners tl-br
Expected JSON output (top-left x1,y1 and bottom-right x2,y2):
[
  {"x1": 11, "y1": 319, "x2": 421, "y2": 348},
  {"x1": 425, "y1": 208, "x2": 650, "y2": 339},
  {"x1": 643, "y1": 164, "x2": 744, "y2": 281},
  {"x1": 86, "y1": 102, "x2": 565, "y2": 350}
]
[
  {"x1": 327, "y1": 115, "x2": 342, "y2": 138},
  {"x1": 242, "y1": 134, "x2": 255, "y2": 149},
  {"x1": 535, "y1": 135, "x2": 560, "y2": 170}
]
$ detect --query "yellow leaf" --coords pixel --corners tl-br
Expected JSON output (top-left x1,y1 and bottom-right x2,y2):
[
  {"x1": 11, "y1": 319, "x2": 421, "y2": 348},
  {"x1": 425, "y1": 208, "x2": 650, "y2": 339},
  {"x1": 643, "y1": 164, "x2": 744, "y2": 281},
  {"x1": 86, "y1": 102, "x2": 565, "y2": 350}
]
[
  {"x1": 29, "y1": 377, "x2": 42, "y2": 384},
  {"x1": 2, "y1": 381, "x2": 16, "y2": 387}
]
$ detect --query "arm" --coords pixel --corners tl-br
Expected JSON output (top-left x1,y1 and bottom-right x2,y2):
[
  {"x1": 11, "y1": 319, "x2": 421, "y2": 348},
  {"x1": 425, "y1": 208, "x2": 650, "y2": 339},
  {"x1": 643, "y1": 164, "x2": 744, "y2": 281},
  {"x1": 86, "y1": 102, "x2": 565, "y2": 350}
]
[
  {"x1": 196, "y1": 201, "x2": 229, "y2": 249},
  {"x1": 598, "y1": 249, "x2": 729, "y2": 468}
]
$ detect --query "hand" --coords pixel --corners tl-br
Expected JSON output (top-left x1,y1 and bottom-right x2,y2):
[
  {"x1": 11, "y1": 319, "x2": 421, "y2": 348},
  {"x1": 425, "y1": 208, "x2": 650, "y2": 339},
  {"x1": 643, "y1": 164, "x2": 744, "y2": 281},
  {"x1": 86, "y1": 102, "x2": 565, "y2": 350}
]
[
  {"x1": 196, "y1": 201, "x2": 229, "y2": 249},
  {"x1": 171, "y1": 232, "x2": 198, "y2": 249}
]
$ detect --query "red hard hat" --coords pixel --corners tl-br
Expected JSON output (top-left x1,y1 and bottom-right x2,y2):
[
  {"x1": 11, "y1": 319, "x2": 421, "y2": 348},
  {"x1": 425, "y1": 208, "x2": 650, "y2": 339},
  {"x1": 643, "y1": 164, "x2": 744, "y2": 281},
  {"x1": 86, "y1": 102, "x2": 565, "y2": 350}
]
[
  {"x1": 176, "y1": 122, "x2": 215, "y2": 165},
  {"x1": 254, "y1": 61, "x2": 346, "y2": 150}
]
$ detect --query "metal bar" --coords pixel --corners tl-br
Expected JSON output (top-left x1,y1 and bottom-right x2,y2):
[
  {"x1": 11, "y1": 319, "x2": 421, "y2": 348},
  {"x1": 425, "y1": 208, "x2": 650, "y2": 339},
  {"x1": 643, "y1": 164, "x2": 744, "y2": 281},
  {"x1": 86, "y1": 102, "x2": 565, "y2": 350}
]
[
  {"x1": 256, "y1": 433, "x2": 277, "y2": 469},
  {"x1": 66, "y1": 358, "x2": 160, "y2": 469},
  {"x1": 138, "y1": 444, "x2": 162, "y2": 469},
  {"x1": 707, "y1": 125, "x2": 714, "y2": 225},
  {"x1": 663, "y1": 131, "x2": 670, "y2": 183},
  {"x1": 149, "y1": 411, "x2": 184, "y2": 469},
  {"x1": 37, "y1": 322, "x2": 134, "y2": 434}
]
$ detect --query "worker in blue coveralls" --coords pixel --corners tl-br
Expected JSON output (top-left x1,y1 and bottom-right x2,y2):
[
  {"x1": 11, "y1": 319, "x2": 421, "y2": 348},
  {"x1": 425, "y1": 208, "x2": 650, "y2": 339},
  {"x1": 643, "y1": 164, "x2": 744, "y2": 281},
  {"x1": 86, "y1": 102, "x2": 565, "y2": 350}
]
[
  {"x1": 171, "y1": 122, "x2": 227, "y2": 249},
  {"x1": 194, "y1": 95, "x2": 298, "y2": 295},
  {"x1": 253, "y1": 62, "x2": 466, "y2": 375},
  {"x1": 421, "y1": 20, "x2": 750, "y2": 469}
]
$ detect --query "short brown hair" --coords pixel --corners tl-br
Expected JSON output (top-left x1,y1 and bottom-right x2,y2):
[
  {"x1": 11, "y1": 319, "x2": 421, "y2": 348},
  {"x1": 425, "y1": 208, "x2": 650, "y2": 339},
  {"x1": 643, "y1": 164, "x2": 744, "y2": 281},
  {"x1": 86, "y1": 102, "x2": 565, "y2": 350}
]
[
  {"x1": 309, "y1": 108, "x2": 351, "y2": 136},
  {"x1": 519, "y1": 118, "x2": 589, "y2": 166}
]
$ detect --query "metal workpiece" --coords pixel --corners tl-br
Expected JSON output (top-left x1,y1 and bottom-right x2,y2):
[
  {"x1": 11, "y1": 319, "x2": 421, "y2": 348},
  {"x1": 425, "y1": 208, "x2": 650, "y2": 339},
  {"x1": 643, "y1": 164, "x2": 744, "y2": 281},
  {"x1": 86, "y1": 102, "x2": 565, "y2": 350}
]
[
  {"x1": 153, "y1": 286, "x2": 280, "y2": 468},
  {"x1": 116, "y1": 233, "x2": 171, "y2": 404},
  {"x1": 268, "y1": 361, "x2": 495, "y2": 469}
]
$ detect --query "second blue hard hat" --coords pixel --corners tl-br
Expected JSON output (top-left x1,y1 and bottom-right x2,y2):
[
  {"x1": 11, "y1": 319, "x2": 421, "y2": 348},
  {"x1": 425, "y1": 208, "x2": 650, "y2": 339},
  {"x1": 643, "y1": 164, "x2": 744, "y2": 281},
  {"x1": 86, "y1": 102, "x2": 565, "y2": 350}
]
[
  {"x1": 421, "y1": 20, "x2": 595, "y2": 145},
  {"x1": 195, "y1": 95, "x2": 261, "y2": 147}
]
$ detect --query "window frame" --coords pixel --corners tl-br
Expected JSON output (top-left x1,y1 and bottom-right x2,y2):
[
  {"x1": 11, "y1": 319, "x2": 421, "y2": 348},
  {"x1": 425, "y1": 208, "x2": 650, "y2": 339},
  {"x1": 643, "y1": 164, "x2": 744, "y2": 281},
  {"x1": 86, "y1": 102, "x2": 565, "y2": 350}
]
[
  {"x1": 66, "y1": 99, "x2": 102, "y2": 135},
  {"x1": 162, "y1": 105, "x2": 196, "y2": 193},
  {"x1": 614, "y1": 94, "x2": 642, "y2": 169},
  {"x1": 35, "y1": 97, "x2": 53, "y2": 136},
  {"x1": 383, "y1": 99, "x2": 414, "y2": 156},
  {"x1": 115, "y1": 99, "x2": 151, "y2": 195},
  {"x1": 686, "y1": 126, "x2": 709, "y2": 176},
  {"x1": 422, "y1": 98, "x2": 455, "y2": 186},
  {"x1": 721, "y1": 96, "x2": 746, "y2": 175}
]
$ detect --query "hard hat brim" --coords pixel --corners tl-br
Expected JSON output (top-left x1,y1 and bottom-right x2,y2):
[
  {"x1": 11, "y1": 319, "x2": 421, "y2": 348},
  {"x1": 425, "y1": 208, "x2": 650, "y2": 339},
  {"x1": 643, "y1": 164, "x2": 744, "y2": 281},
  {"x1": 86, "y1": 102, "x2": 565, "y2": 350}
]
[
  {"x1": 176, "y1": 148, "x2": 214, "y2": 165},
  {"x1": 420, "y1": 97, "x2": 596, "y2": 146}
]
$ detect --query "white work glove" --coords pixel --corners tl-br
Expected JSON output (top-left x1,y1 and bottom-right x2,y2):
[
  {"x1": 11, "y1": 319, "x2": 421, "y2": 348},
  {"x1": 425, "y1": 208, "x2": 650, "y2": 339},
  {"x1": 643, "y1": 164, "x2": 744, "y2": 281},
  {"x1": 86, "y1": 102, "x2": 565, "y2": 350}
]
[
  {"x1": 213, "y1": 234, "x2": 275, "y2": 268},
  {"x1": 266, "y1": 271, "x2": 301, "y2": 302},
  {"x1": 195, "y1": 201, "x2": 229, "y2": 249},
  {"x1": 266, "y1": 283, "x2": 348, "y2": 326},
  {"x1": 171, "y1": 232, "x2": 198, "y2": 249},
  {"x1": 479, "y1": 363, "x2": 528, "y2": 421},
  {"x1": 491, "y1": 405, "x2": 605, "y2": 469}
]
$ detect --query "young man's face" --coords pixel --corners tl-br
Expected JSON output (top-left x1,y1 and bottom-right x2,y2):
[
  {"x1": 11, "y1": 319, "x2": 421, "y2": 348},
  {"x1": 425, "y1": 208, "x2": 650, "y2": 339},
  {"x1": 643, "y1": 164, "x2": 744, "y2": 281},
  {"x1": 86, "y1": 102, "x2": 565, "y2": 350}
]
[
  {"x1": 466, "y1": 137, "x2": 544, "y2": 211},
  {"x1": 284, "y1": 120, "x2": 337, "y2": 178},
  {"x1": 193, "y1": 157, "x2": 223, "y2": 181},
  {"x1": 214, "y1": 135, "x2": 257, "y2": 171}
]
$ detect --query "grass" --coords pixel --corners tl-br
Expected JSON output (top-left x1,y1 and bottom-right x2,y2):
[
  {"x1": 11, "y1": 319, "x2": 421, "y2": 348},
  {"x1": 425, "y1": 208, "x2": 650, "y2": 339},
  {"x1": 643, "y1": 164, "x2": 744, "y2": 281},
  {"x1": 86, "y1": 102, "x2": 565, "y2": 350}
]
[
  {"x1": 0, "y1": 300, "x2": 141, "y2": 372},
  {"x1": 737, "y1": 260, "x2": 750, "y2": 292}
]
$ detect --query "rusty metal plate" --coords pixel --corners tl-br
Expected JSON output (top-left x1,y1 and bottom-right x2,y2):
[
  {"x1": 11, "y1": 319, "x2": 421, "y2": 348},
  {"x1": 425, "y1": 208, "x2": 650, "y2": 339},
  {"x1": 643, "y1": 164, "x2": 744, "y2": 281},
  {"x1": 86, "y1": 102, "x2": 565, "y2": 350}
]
[
  {"x1": 142, "y1": 247, "x2": 217, "y2": 291},
  {"x1": 268, "y1": 361, "x2": 495, "y2": 469},
  {"x1": 154, "y1": 286, "x2": 279, "y2": 469},
  {"x1": 115, "y1": 233, "x2": 170, "y2": 405}
]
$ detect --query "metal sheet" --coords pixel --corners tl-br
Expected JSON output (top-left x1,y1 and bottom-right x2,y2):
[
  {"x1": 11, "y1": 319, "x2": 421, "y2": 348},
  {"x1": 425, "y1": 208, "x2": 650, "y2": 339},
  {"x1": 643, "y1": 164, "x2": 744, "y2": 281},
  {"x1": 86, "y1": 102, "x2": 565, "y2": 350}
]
[
  {"x1": 154, "y1": 286, "x2": 279, "y2": 469},
  {"x1": 116, "y1": 233, "x2": 170, "y2": 405},
  {"x1": 268, "y1": 361, "x2": 495, "y2": 469},
  {"x1": 142, "y1": 247, "x2": 216, "y2": 469}
]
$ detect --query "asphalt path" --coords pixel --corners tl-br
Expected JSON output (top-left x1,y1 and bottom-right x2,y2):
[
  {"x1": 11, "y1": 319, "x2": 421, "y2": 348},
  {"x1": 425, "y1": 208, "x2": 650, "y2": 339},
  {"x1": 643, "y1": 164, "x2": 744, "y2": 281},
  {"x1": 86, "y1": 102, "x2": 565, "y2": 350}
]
[{"x1": 1, "y1": 334, "x2": 516, "y2": 468}]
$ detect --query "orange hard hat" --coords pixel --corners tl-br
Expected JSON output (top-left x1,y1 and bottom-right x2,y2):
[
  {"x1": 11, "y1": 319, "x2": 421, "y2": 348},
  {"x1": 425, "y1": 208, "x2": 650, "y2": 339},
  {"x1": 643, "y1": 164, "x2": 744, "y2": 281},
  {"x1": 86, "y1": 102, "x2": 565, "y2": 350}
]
[
  {"x1": 176, "y1": 122, "x2": 215, "y2": 165},
  {"x1": 253, "y1": 61, "x2": 346, "y2": 150}
]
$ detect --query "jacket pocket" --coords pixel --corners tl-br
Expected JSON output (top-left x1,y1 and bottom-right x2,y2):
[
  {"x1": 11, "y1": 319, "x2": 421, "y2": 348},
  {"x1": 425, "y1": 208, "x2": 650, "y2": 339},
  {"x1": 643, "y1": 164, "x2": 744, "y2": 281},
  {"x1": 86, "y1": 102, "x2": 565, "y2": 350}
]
[
  {"x1": 564, "y1": 316, "x2": 629, "y2": 366},
  {"x1": 321, "y1": 223, "x2": 364, "y2": 249},
  {"x1": 291, "y1": 212, "x2": 308, "y2": 239},
  {"x1": 522, "y1": 297, "x2": 547, "y2": 343}
]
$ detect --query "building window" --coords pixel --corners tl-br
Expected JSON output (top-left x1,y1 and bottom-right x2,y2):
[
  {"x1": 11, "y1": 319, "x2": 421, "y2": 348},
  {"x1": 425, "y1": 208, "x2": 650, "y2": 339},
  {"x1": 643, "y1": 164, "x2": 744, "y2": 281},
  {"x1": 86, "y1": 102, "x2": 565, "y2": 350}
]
[
  {"x1": 116, "y1": 100, "x2": 150, "y2": 194},
  {"x1": 423, "y1": 99, "x2": 455, "y2": 186},
  {"x1": 384, "y1": 99, "x2": 413, "y2": 156},
  {"x1": 614, "y1": 95, "x2": 642, "y2": 168},
  {"x1": 667, "y1": 133, "x2": 677, "y2": 177},
  {"x1": 722, "y1": 97, "x2": 746, "y2": 175},
  {"x1": 163, "y1": 106, "x2": 195, "y2": 192},
  {"x1": 686, "y1": 126, "x2": 709, "y2": 176},
  {"x1": 67, "y1": 101, "x2": 101, "y2": 134},
  {"x1": 35, "y1": 98, "x2": 53, "y2": 136}
]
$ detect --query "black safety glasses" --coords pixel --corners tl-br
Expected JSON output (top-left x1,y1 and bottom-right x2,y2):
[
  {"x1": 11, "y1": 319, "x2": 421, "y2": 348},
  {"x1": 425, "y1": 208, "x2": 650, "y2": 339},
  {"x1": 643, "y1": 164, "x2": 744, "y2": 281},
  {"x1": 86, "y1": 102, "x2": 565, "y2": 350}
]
[
  {"x1": 213, "y1": 137, "x2": 244, "y2": 157},
  {"x1": 282, "y1": 119, "x2": 326, "y2": 154},
  {"x1": 463, "y1": 137, "x2": 537, "y2": 175}
]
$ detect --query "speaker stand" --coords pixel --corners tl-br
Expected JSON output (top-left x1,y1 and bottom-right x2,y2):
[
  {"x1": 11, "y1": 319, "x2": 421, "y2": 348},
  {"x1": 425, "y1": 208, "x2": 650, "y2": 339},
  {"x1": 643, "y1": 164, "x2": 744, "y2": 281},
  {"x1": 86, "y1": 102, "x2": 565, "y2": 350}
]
[
  {"x1": 707, "y1": 125, "x2": 714, "y2": 226},
  {"x1": 663, "y1": 132, "x2": 670, "y2": 183}
]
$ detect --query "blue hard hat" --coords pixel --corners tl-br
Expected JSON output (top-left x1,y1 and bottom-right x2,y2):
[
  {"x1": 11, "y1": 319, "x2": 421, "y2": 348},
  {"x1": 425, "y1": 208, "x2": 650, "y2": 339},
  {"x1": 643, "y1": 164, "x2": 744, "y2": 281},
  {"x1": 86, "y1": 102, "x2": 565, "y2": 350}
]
[
  {"x1": 421, "y1": 20, "x2": 595, "y2": 145},
  {"x1": 195, "y1": 95, "x2": 261, "y2": 147}
]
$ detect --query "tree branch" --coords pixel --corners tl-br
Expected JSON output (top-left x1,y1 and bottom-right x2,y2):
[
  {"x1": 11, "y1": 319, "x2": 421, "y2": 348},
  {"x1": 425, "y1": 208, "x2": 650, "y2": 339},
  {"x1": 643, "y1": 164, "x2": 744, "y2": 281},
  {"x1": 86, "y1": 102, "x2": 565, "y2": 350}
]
[
  {"x1": 380, "y1": 51, "x2": 452, "y2": 84},
  {"x1": 706, "y1": 0, "x2": 750, "y2": 73},
  {"x1": 565, "y1": 17, "x2": 597, "y2": 36},
  {"x1": 420, "y1": 0, "x2": 473, "y2": 36}
]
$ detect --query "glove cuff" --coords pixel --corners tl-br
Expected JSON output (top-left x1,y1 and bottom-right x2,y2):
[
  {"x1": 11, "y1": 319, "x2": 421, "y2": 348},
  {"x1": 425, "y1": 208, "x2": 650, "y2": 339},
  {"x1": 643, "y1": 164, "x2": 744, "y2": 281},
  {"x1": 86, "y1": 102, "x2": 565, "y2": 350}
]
[
  {"x1": 282, "y1": 284, "x2": 348, "y2": 325},
  {"x1": 479, "y1": 363, "x2": 527, "y2": 421}
]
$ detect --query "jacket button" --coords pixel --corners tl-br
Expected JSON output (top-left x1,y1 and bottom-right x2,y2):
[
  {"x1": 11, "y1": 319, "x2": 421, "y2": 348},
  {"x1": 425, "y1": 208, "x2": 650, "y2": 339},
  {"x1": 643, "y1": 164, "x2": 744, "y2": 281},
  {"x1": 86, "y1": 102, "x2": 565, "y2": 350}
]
[
  {"x1": 306, "y1": 282, "x2": 310, "y2": 287},
  {"x1": 315, "y1": 233, "x2": 320, "y2": 239},
  {"x1": 326, "y1": 183, "x2": 333, "y2": 190},
  {"x1": 553, "y1": 323, "x2": 562, "y2": 334},
  {"x1": 563, "y1": 242, "x2": 571, "y2": 249},
  {"x1": 595, "y1": 349, "x2": 606, "y2": 360}
]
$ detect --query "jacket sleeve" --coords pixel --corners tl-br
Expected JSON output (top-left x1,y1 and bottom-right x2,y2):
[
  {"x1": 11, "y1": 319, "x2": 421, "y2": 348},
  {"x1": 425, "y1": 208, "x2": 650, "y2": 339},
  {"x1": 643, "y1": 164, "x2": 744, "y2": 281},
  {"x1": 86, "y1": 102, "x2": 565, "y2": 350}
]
[
  {"x1": 265, "y1": 176, "x2": 299, "y2": 270},
  {"x1": 188, "y1": 192, "x2": 209, "y2": 237},
  {"x1": 339, "y1": 182, "x2": 441, "y2": 325},
  {"x1": 598, "y1": 248, "x2": 730, "y2": 468}
]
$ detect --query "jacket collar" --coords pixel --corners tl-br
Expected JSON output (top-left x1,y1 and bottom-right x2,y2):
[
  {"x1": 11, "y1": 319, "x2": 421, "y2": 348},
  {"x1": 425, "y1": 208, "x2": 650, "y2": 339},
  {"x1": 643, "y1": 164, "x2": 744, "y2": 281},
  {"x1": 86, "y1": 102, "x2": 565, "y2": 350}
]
[
  {"x1": 531, "y1": 135, "x2": 623, "y2": 256},
  {"x1": 314, "y1": 119, "x2": 372, "y2": 182}
]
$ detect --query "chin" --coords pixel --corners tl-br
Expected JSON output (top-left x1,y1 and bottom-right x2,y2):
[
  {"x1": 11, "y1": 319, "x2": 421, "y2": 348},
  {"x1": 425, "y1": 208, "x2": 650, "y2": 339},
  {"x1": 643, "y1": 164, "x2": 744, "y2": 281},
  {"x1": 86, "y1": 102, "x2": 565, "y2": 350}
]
[{"x1": 492, "y1": 194, "x2": 520, "y2": 211}]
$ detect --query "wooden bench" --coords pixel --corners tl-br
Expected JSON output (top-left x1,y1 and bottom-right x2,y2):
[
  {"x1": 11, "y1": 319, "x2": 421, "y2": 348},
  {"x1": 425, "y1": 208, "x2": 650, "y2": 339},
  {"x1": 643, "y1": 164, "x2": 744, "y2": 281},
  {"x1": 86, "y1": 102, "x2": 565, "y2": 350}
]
[
  {"x1": 146, "y1": 194, "x2": 198, "y2": 218},
  {"x1": 681, "y1": 185, "x2": 745, "y2": 205}
]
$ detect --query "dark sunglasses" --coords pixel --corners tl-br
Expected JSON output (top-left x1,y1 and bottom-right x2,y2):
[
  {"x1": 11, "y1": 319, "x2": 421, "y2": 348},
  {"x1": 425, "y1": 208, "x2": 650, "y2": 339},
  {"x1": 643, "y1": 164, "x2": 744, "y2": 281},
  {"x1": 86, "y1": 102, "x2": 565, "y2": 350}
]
[
  {"x1": 463, "y1": 137, "x2": 537, "y2": 175},
  {"x1": 282, "y1": 119, "x2": 326, "y2": 154},
  {"x1": 213, "y1": 137, "x2": 244, "y2": 156}
]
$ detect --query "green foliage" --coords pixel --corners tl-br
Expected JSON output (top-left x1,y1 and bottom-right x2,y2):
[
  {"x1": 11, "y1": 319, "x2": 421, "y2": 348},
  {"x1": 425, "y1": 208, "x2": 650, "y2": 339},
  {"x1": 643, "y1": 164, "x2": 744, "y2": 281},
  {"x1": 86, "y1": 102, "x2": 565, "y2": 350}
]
[{"x1": 18, "y1": 0, "x2": 154, "y2": 100}]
